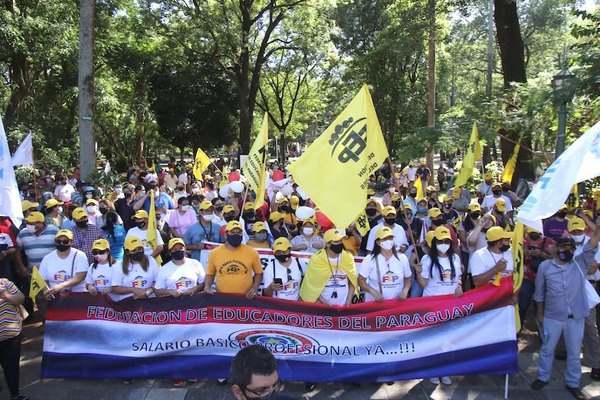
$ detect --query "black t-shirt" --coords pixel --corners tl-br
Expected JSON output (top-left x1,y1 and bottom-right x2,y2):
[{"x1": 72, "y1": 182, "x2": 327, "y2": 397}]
[{"x1": 114, "y1": 198, "x2": 135, "y2": 231}]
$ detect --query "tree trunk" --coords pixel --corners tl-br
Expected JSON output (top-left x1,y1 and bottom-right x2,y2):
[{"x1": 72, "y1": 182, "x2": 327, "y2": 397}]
[
  {"x1": 78, "y1": 0, "x2": 95, "y2": 181},
  {"x1": 426, "y1": 0, "x2": 436, "y2": 183}
]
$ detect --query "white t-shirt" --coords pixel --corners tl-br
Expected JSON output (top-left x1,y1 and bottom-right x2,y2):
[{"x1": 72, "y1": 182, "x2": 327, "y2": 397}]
[
  {"x1": 154, "y1": 258, "x2": 206, "y2": 293},
  {"x1": 39, "y1": 249, "x2": 89, "y2": 292},
  {"x1": 481, "y1": 194, "x2": 513, "y2": 212},
  {"x1": 111, "y1": 258, "x2": 160, "y2": 299},
  {"x1": 470, "y1": 247, "x2": 514, "y2": 282},
  {"x1": 420, "y1": 254, "x2": 462, "y2": 297},
  {"x1": 178, "y1": 173, "x2": 188, "y2": 185},
  {"x1": 320, "y1": 256, "x2": 349, "y2": 306},
  {"x1": 365, "y1": 223, "x2": 409, "y2": 253},
  {"x1": 126, "y1": 227, "x2": 164, "y2": 256},
  {"x1": 359, "y1": 253, "x2": 411, "y2": 301},
  {"x1": 262, "y1": 260, "x2": 302, "y2": 301},
  {"x1": 54, "y1": 183, "x2": 75, "y2": 202},
  {"x1": 85, "y1": 262, "x2": 116, "y2": 291}
]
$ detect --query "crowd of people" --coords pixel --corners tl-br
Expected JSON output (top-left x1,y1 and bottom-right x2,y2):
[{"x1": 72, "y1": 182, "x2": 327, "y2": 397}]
[{"x1": 1, "y1": 158, "x2": 600, "y2": 399}]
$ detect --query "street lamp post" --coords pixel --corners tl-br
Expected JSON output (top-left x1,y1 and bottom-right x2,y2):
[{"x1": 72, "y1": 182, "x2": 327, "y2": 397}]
[{"x1": 551, "y1": 68, "x2": 576, "y2": 158}]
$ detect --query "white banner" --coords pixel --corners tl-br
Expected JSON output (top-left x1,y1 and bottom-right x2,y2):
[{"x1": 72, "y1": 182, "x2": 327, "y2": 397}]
[{"x1": 0, "y1": 115, "x2": 24, "y2": 224}]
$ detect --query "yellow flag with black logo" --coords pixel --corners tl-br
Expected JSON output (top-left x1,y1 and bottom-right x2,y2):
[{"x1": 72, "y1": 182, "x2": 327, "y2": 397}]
[
  {"x1": 147, "y1": 191, "x2": 163, "y2": 265},
  {"x1": 288, "y1": 85, "x2": 389, "y2": 229},
  {"x1": 242, "y1": 113, "x2": 269, "y2": 209},
  {"x1": 454, "y1": 122, "x2": 482, "y2": 187},
  {"x1": 353, "y1": 210, "x2": 369, "y2": 236},
  {"x1": 512, "y1": 221, "x2": 524, "y2": 331},
  {"x1": 29, "y1": 266, "x2": 47, "y2": 304},
  {"x1": 193, "y1": 148, "x2": 212, "y2": 180},
  {"x1": 501, "y1": 140, "x2": 520, "y2": 184}
]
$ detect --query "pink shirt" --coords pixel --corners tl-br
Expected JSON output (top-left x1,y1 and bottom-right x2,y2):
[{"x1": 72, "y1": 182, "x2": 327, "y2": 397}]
[{"x1": 168, "y1": 209, "x2": 197, "y2": 237}]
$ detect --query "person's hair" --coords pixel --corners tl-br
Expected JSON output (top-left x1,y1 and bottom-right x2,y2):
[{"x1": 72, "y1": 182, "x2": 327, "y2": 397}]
[
  {"x1": 177, "y1": 196, "x2": 189, "y2": 206},
  {"x1": 463, "y1": 214, "x2": 476, "y2": 232},
  {"x1": 122, "y1": 249, "x2": 149, "y2": 274},
  {"x1": 103, "y1": 211, "x2": 119, "y2": 238},
  {"x1": 206, "y1": 181, "x2": 214, "y2": 191},
  {"x1": 429, "y1": 238, "x2": 456, "y2": 281},
  {"x1": 230, "y1": 345, "x2": 277, "y2": 387}
]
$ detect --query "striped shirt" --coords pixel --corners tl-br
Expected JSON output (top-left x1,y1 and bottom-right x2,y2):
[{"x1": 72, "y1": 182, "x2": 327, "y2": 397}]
[
  {"x1": 0, "y1": 279, "x2": 22, "y2": 341},
  {"x1": 16, "y1": 225, "x2": 60, "y2": 270}
]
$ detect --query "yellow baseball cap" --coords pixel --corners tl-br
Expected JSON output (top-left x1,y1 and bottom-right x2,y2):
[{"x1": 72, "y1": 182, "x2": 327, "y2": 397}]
[
  {"x1": 376, "y1": 226, "x2": 394, "y2": 241},
  {"x1": 323, "y1": 228, "x2": 343, "y2": 243},
  {"x1": 452, "y1": 187, "x2": 462, "y2": 199},
  {"x1": 133, "y1": 210, "x2": 149, "y2": 219},
  {"x1": 85, "y1": 198, "x2": 99, "y2": 206},
  {"x1": 72, "y1": 207, "x2": 87, "y2": 221},
  {"x1": 468, "y1": 203, "x2": 481, "y2": 213},
  {"x1": 199, "y1": 200, "x2": 214, "y2": 211},
  {"x1": 492, "y1": 182, "x2": 502, "y2": 189},
  {"x1": 367, "y1": 189, "x2": 375, "y2": 196},
  {"x1": 391, "y1": 194, "x2": 401, "y2": 202},
  {"x1": 269, "y1": 211, "x2": 283, "y2": 222},
  {"x1": 253, "y1": 221, "x2": 267, "y2": 233},
  {"x1": 55, "y1": 229, "x2": 73, "y2": 241},
  {"x1": 124, "y1": 236, "x2": 144, "y2": 251},
  {"x1": 382, "y1": 206, "x2": 396, "y2": 216},
  {"x1": 243, "y1": 202, "x2": 255, "y2": 211},
  {"x1": 273, "y1": 237, "x2": 291, "y2": 252},
  {"x1": 494, "y1": 198, "x2": 507, "y2": 212},
  {"x1": 222, "y1": 205, "x2": 235, "y2": 214},
  {"x1": 425, "y1": 231, "x2": 435, "y2": 247},
  {"x1": 92, "y1": 239, "x2": 110, "y2": 251},
  {"x1": 428, "y1": 208, "x2": 442, "y2": 219},
  {"x1": 442, "y1": 195, "x2": 451, "y2": 203},
  {"x1": 168, "y1": 237, "x2": 185, "y2": 250},
  {"x1": 568, "y1": 217, "x2": 586, "y2": 232},
  {"x1": 25, "y1": 211, "x2": 44, "y2": 224},
  {"x1": 45, "y1": 198, "x2": 64, "y2": 209},
  {"x1": 21, "y1": 200, "x2": 39, "y2": 211},
  {"x1": 486, "y1": 226, "x2": 512, "y2": 242},
  {"x1": 434, "y1": 226, "x2": 451, "y2": 241},
  {"x1": 278, "y1": 197, "x2": 289, "y2": 204},
  {"x1": 290, "y1": 195, "x2": 300, "y2": 210},
  {"x1": 426, "y1": 186, "x2": 435, "y2": 192},
  {"x1": 226, "y1": 220, "x2": 243, "y2": 232}
]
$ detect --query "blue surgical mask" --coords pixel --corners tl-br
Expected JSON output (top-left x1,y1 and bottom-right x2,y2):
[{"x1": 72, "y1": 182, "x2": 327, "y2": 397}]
[{"x1": 417, "y1": 206, "x2": 427, "y2": 214}]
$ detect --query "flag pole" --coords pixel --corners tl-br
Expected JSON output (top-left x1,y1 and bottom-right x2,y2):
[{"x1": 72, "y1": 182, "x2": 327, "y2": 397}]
[{"x1": 504, "y1": 373, "x2": 509, "y2": 399}]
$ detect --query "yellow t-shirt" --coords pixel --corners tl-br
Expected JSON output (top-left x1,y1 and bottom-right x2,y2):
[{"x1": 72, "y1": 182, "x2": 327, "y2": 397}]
[{"x1": 207, "y1": 244, "x2": 263, "y2": 294}]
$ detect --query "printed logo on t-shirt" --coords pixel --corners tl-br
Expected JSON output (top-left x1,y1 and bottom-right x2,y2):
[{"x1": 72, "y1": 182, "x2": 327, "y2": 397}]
[
  {"x1": 94, "y1": 275, "x2": 110, "y2": 287},
  {"x1": 175, "y1": 277, "x2": 194, "y2": 291},
  {"x1": 131, "y1": 276, "x2": 148, "y2": 288},
  {"x1": 381, "y1": 272, "x2": 399, "y2": 284},
  {"x1": 219, "y1": 261, "x2": 249, "y2": 276},
  {"x1": 326, "y1": 274, "x2": 347, "y2": 288},
  {"x1": 442, "y1": 269, "x2": 452, "y2": 281},
  {"x1": 281, "y1": 280, "x2": 299, "y2": 291},
  {"x1": 53, "y1": 271, "x2": 70, "y2": 282}
]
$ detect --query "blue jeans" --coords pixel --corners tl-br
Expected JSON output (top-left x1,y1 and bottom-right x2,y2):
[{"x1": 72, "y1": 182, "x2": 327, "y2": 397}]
[
  {"x1": 518, "y1": 279, "x2": 536, "y2": 326},
  {"x1": 538, "y1": 316, "x2": 584, "y2": 388}
]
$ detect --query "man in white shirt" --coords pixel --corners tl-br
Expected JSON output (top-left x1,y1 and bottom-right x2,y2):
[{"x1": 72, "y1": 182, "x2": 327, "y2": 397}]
[
  {"x1": 470, "y1": 227, "x2": 513, "y2": 286},
  {"x1": 481, "y1": 182, "x2": 513, "y2": 214},
  {"x1": 54, "y1": 177, "x2": 75, "y2": 203},
  {"x1": 154, "y1": 238, "x2": 205, "y2": 297},
  {"x1": 366, "y1": 206, "x2": 408, "y2": 254},
  {"x1": 263, "y1": 237, "x2": 302, "y2": 301},
  {"x1": 126, "y1": 210, "x2": 164, "y2": 258}
]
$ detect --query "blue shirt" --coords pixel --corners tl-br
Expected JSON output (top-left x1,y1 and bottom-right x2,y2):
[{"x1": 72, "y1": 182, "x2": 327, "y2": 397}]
[
  {"x1": 142, "y1": 193, "x2": 175, "y2": 212},
  {"x1": 103, "y1": 225, "x2": 126, "y2": 260},
  {"x1": 183, "y1": 222, "x2": 224, "y2": 261}
]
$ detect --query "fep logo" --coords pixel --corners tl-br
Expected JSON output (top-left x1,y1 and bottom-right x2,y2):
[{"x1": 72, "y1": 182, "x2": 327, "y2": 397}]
[
  {"x1": 329, "y1": 117, "x2": 367, "y2": 163},
  {"x1": 131, "y1": 276, "x2": 147, "y2": 288},
  {"x1": 382, "y1": 272, "x2": 398, "y2": 283},
  {"x1": 53, "y1": 271, "x2": 70, "y2": 282},
  {"x1": 282, "y1": 280, "x2": 298, "y2": 290},
  {"x1": 94, "y1": 275, "x2": 110, "y2": 287},
  {"x1": 175, "y1": 277, "x2": 193, "y2": 290},
  {"x1": 230, "y1": 328, "x2": 319, "y2": 355}
]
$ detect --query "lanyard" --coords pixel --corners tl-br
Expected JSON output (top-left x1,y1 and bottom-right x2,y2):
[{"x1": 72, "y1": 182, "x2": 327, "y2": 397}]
[
  {"x1": 199, "y1": 222, "x2": 212, "y2": 240},
  {"x1": 327, "y1": 255, "x2": 340, "y2": 286}
]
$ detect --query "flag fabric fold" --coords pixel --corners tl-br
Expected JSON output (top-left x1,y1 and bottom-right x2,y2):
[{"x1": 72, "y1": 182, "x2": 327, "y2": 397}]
[
  {"x1": 454, "y1": 122, "x2": 482, "y2": 188},
  {"x1": 11, "y1": 132, "x2": 33, "y2": 166},
  {"x1": 288, "y1": 85, "x2": 389, "y2": 229},
  {"x1": 29, "y1": 266, "x2": 47, "y2": 304},
  {"x1": 512, "y1": 222, "x2": 524, "y2": 331},
  {"x1": 147, "y1": 191, "x2": 162, "y2": 265},
  {"x1": 501, "y1": 140, "x2": 520, "y2": 184},
  {"x1": 0, "y1": 114, "x2": 24, "y2": 224},
  {"x1": 242, "y1": 113, "x2": 269, "y2": 209}
]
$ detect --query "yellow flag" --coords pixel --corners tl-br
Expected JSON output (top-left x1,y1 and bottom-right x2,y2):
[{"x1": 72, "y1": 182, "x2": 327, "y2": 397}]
[
  {"x1": 242, "y1": 113, "x2": 269, "y2": 209},
  {"x1": 512, "y1": 221, "x2": 524, "y2": 331},
  {"x1": 501, "y1": 141, "x2": 520, "y2": 184},
  {"x1": 288, "y1": 85, "x2": 389, "y2": 229},
  {"x1": 454, "y1": 122, "x2": 482, "y2": 187},
  {"x1": 220, "y1": 166, "x2": 230, "y2": 188},
  {"x1": 193, "y1": 148, "x2": 212, "y2": 180},
  {"x1": 29, "y1": 266, "x2": 47, "y2": 304},
  {"x1": 414, "y1": 176, "x2": 424, "y2": 200},
  {"x1": 354, "y1": 209, "x2": 369, "y2": 237},
  {"x1": 571, "y1": 184, "x2": 579, "y2": 208},
  {"x1": 147, "y1": 191, "x2": 163, "y2": 265}
]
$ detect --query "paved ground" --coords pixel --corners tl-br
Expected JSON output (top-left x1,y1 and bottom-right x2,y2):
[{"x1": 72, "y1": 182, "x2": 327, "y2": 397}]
[{"x1": 4, "y1": 315, "x2": 600, "y2": 400}]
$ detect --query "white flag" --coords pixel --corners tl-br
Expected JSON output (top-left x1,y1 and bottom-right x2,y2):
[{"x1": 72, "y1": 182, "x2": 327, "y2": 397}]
[
  {"x1": 0, "y1": 115, "x2": 24, "y2": 224},
  {"x1": 104, "y1": 160, "x2": 111, "y2": 174},
  {"x1": 518, "y1": 120, "x2": 600, "y2": 231},
  {"x1": 11, "y1": 132, "x2": 33, "y2": 166}
]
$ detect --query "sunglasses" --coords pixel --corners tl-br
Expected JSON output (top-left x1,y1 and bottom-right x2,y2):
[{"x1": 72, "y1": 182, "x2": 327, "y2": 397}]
[
  {"x1": 92, "y1": 250, "x2": 107, "y2": 255},
  {"x1": 55, "y1": 240, "x2": 71, "y2": 245}
]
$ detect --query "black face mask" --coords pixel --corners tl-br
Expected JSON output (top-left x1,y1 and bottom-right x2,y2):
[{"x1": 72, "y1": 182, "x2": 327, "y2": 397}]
[
  {"x1": 224, "y1": 215, "x2": 236, "y2": 222},
  {"x1": 215, "y1": 206, "x2": 224, "y2": 213},
  {"x1": 366, "y1": 208, "x2": 377, "y2": 217},
  {"x1": 56, "y1": 243, "x2": 70, "y2": 252},
  {"x1": 392, "y1": 202, "x2": 402, "y2": 208},
  {"x1": 279, "y1": 206, "x2": 290, "y2": 212},
  {"x1": 227, "y1": 234, "x2": 243, "y2": 247},
  {"x1": 443, "y1": 203, "x2": 452, "y2": 209},
  {"x1": 432, "y1": 219, "x2": 444, "y2": 226},
  {"x1": 76, "y1": 220, "x2": 88, "y2": 228},
  {"x1": 409, "y1": 192, "x2": 417, "y2": 198},
  {"x1": 500, "y1": 244, "x2": 510, "y2": 253},
  {"x1": 558, "y1": 250, "x2": 574, "y2": 262},
  {"x1": 99, "y1": 207, "x2": 108, "y2": 215},
  {"x1": 384, "y1": 217, "x2": 396, "y2": 225},
  {"x1": 556, "y1": 211, "x2": 567, "y2": 219},
  {"x1": 502, "y1": 186, "x2": 510, "y2": 192},
  {"x1": 243, "y1": 212, "x2": 255, "y2": 220},
  {"x1": 136, "y1": 221, "x2": 146, "y2": 229},
  {"x1": 329, "y1": 243, "x2": 344, "y2": 254},
  {"x1": 529, "y1": 233, "x2": 541, "y2": 241},
  {"x1": 492, "y1": 190, "x2": 502, "y2": 196},
  {"x1": 275, "y1": 254, "x2": 291, "y2": 263},
  {"x1": 469, "y1": 213, "x2": 481, "y2": 220},
  {"x1": 129, "y1": 252, "x2": 144, "y2": 262},
  {"x1": 171, "y1": 250, "x2": 185, "y2": 261}
]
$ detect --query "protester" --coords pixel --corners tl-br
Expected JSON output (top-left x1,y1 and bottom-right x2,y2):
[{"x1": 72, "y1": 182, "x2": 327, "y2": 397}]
[
  {"x1": 481, "y1": 182, "x2": 512, "y2": 215},
  {"x1": 53, "y1": 175, "x2": 75, "y2": 204},
  {"x1": 531, "y1": 223, "x2": 600, "y2": 399},
  {"x1": 247, "y1": 221, "x2": 271, "y2": 249},
  {"x1": 125, "y1": 210, "x2": 164, "y2": 258},
  {"x1": 341, "y1": 225, "x2": 362, "y2": 256},
  {"x1": 300, "y1": 229, "x2": 358, "y2": 307},
  {"x1": 84, "y1": 199, "x2": 102, "y2": 225},
  {"x1": 415, "y1": 225, "x2": 463, "y2": 385},
  {"x1": 403, "y1": 186, "x2": 419, "y2": 212},
  {"x1": 470, "y1": 226, "x2": 514, "y2": 287},
  {"x1": 230, "y1": 345, "x2": 290, "y2": 400},
  {"x1": 425, "y1": 186, "x2": 441, "y2": 210},
  {"x1": 358, "y1": 226, "x2": 412, "y2": 302},
  {"x1": 440, "y1": 195, "x2": 459, "y2": 225},
  {"x1": 96, "y1": 199, "x2": 122, "y2": 228},
  {"x1": 168, "y1": 197, "x2": 196, "y2": 238},
  {"x1": 39, "y1": 229, "x2": 88, "y2": 298},
  {"x1": 101, "y1": 211, "x2": 126, "y2": 261},
  {"x1": 414, "y1": 198, "x2": 431, "y2": 229},
  {"x1": 44, "y1": 198, "x2": 65, "y2": 228},
  {"x1": 489, "y1": 198, "x2": 511, "y2": 230},
  {"x1": 291, "y1": 217, "x2": 324, "y2": 254},
  {"x1": 183, "y1": 201, "x2": 224, "y2": 262},
  {"x1": 476, "y1": 172, "x2": 494, "y2": 203},
  {"x1": 154, "y1": 238, "x2": 205, "y2": 297},
  {"x1": 542, "y1": 205, "x2": 570, "y2": 241},
  {"x1": 365, "y1": 206, "x2": 408, "y2": 254},
  {"x1": 268, "y1": 211, "x2": 291, "y2": 241},
  {"x1": 501, "y1": 180, "x2": 522, "y2": 208},
  {"x1": 84, "y1": 239, "x2": 116, "y2": 297},
  {"x1": 70, "y1": 207, "x2": 106, "y2": 264},
  {"x1": 114, "y1": 184, "x2": 136, "y2": 231},
  {"x1": 203, "y1": 221, "x2": 262, "y2": 298},
  {"x1": 0, "y1": 277, "x2": 30, "y2": 400},
  {"x1": 111, "y1": 236, "x2": 159, "y2": 300},
  {"x1": 263, "y1": 237, "x2": 302, "y2": 300}
]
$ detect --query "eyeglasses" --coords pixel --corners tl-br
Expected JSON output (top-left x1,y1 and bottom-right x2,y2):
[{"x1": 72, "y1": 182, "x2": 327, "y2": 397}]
[
  {"x1": 55, "y1": 240, "x2": 71, "y2": 245},
  {"x1": 92, "y1": 250, "x2": 107, "y2": 255},
  {"x1": 242, "y1": 379, "x2": 282, "y2": 399}
]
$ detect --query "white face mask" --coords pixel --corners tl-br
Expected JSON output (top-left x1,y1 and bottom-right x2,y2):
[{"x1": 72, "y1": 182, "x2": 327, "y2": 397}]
[
  {"x1": 85, "y1": 193, "x2": 93, "y2": 199},
  {"x1": 57, "y1": 206, "x2": 64, "y2": 214},
  {"x1": 26, "y1": 224, "x2": 37, "y2": 234},
  {"x1": 571, "y1": 234, "x2": 585, "y2": 243},
  {"x1": 202, "y1": 213, "x2": 214, "y2": 222},
  {"x1": 379, "y1": 240, "x2": 394, "y2": 250},
  {"x1": 437, "y1": 243, "x2": 450, "y2": 254},
  {"x1": 95, "y1": 253, "x2": 108, "y2": 263},
  {"x1": 180, "y1": 205, "x2": 190, "y2": 212},
  {"x1": 302, "y1": 227, "x2": 314, "y2": 236},
  {"x1": 86, "y1": 206, "x2": 96, "y2": 213}
]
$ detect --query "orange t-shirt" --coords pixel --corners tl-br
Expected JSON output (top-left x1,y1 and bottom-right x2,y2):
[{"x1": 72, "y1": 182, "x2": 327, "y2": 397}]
[{"x1": 206, "y1": 244, "x2": 263, "y2": 294}]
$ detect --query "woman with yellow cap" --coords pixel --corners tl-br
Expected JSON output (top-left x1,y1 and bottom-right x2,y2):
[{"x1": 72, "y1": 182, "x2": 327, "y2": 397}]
[
  {"x1": 111, "y1": 235, "x2": 159, "y2": 300},
  {"x1": 85, "y1": 239, "x2": 116, "y2": 297},
  {"x1": 291, "y1": 218, "x2": 324, "y2": 254}
]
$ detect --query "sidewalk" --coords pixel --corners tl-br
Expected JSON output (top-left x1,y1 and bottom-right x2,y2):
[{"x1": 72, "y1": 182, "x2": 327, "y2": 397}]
[{"x1": 7, "y1": 321, "x2": 600, "y2": 400}]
